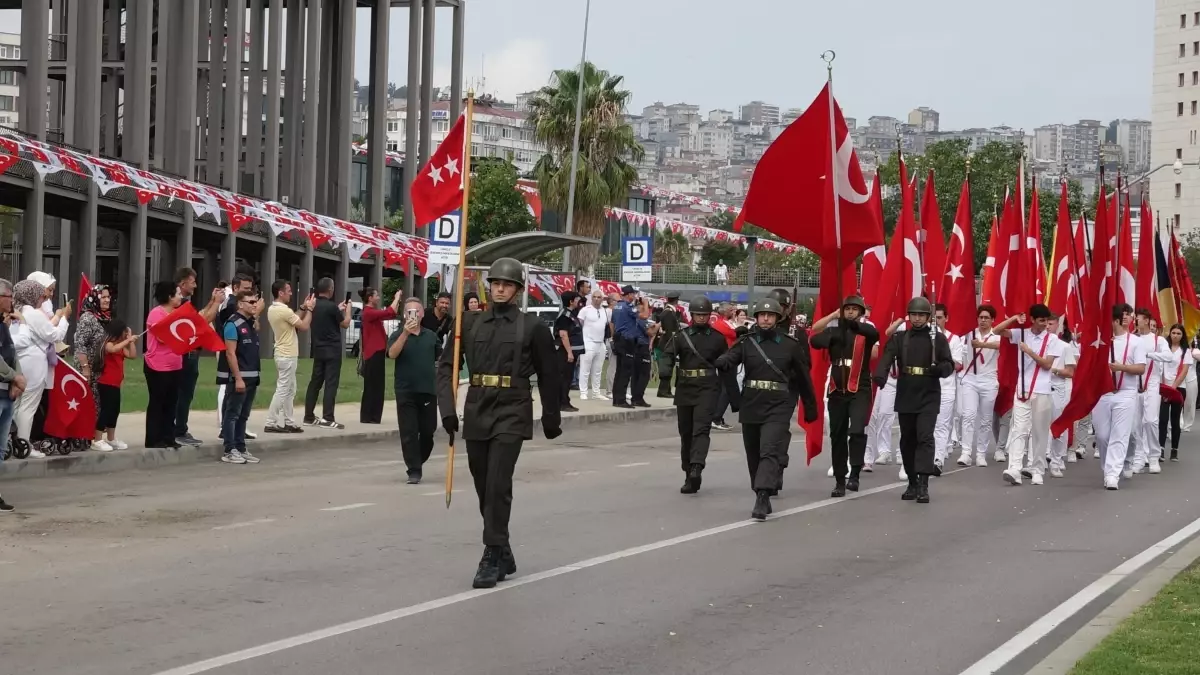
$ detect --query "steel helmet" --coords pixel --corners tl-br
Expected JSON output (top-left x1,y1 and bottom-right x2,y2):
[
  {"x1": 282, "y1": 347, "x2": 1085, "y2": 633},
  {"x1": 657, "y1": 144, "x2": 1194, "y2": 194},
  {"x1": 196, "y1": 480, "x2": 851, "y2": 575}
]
[
  {"x1": 842, "y1": 295, "x2": 866, "y2": 312},
  {"x1": 906, "y1": 296, "x2": 933, "y2": 315},
  {"x1": 768, "y1": 288, "x2": 792, "y2": 306},
  {"x1": 486, "y1": 257, "x2": 526, "y2": 288},
  {"x1": 690, "y1": 296, "x2": 714, "y2": 314},
  {"x1": 753, "y1": 297, "x2": 784, "y2": 318}
]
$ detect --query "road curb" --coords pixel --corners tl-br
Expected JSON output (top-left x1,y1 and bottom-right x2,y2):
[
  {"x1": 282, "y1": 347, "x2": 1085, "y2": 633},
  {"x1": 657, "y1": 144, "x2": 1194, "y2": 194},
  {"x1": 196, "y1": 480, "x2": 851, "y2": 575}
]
[
  {"x1": 1025, "y1": 532, "x2": 1200, "y2": 674},
  {"x1": 0, "y1": 406, "x2": 678, "y2": 482}
]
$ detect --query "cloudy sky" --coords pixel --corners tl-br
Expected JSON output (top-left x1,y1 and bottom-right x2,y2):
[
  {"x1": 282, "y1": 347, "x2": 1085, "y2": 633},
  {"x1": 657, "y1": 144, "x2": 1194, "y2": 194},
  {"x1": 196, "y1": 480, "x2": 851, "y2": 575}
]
[{"x1": 0, "y1": 0, "x2": 1154, "y2": 130}]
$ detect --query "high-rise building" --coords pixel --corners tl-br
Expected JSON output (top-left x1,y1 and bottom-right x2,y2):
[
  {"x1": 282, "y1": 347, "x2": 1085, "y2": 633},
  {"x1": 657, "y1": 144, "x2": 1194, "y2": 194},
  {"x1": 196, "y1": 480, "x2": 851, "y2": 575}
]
[
  {"x1": 1151, "y1": 2, "x2": 1200, "y2": 234},
  {"x1": 738, "y1": 100, "x2": 781, "y2": 126},
  {"x1": 1033, "y1": 120, "x2": 1104, "y2": 172},
  {"x1": 0, "y1": 33, "x2": 21, "y2": 129},
  {"x1": 1115, "y1": 119, "x2": 1153, "y2": 172},
  {"x1": 907, "y1": 107, "x2": 940, "y2": 132}
]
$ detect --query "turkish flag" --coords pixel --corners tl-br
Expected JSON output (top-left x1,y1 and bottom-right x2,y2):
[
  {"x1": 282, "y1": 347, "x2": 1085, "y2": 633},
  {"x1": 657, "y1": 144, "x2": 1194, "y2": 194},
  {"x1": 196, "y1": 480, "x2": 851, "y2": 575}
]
[
  {"x1": 994, "y1": 189, "x2": 1025, "y2": 416},
  {"x1": 980, "y1": 210, "x2": 1002, "y2": 307},
  {"x1": 919, "y1": 171, "x2": 946, "y2": 303},
  {"x1": 1117, "y1": 198, "x2": 1137, "y2": 308},
  {"x1": 1003, "y1": 165, "x2": 1036, "y2": 321},
  {"x1": 941, "y1": 179, "x2": 976, "y2": 337},
  {"x1": 800, "y1": 257, "x2": 858, "y2": 465},
  {"x1": 409, "y1": 113, "x2": 466, "y2": 228},
  {"x1": 733, "y1": 83, "x2": 880, "y2": 260},
  {"x1": 44, "y1": 361, "x2": 96, "y2": 440},
  {"x1": 148, "y1": 302, "x2": 226, "y2": 354},
  {"x1": 1064, "y1": 213, "x2": 1089, "y2": 331},
  {"x1": 1047, "y1": 183, "x2": 1074, "y2": 320},
  {"x1": 77, "y1": 273, "x2": 92, "y2": 319},
  {"x1": 873, "y1": 161, "x2": 923, "y2": 357},
  {"x1": 1053, "y1": 185, "x2": 1117, "y2": 437},
  {"x1": 860, "y1": 245, "x2": 886, "y2": 312},
  {"x1": 1136, "y1": 194, "x2": 1159, "y2": 322}
]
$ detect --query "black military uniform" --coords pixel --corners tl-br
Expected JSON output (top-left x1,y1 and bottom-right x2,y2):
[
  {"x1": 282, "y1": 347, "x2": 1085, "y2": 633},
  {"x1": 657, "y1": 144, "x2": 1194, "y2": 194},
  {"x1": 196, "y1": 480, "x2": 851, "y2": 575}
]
[
  {"x1": 810, "y1": 295, "x2": 880, "y2": 497},
  {"x1": 872, "y1": 297, "x2": 954, "y2": 504},
  {"x1": 717, "y1": 298, "x2": 818, "y2": 520},
  {"x1": 438, "y1": 258, "x2": 563, "y2": 588},
  {"x1": 656, "y1": 291, "x2": 685, "y2": 398},
  {"x1": 663, "y1": 296, "x2": 728, "y2": 494}
]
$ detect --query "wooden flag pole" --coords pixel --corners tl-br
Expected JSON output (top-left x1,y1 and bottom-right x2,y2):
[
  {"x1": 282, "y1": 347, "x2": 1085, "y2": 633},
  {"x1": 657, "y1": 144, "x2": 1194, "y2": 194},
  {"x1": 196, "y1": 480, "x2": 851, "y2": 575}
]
[{"x1": 446, "y1": 92, "x2": 476, "y2": 509}]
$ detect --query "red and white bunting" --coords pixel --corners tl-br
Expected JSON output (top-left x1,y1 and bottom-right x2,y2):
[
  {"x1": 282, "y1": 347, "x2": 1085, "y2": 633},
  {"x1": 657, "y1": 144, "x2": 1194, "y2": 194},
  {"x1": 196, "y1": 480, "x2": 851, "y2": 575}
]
[{"x1": 604, "y1": 206, "x2": 801, "y2": 255}]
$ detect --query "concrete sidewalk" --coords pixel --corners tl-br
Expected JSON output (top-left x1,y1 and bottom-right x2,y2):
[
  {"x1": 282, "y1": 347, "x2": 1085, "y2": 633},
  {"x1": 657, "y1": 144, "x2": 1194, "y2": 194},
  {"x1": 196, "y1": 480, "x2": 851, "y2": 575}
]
[{"x1": 0, "y1": 389, "x2": 679, "y2": 481}]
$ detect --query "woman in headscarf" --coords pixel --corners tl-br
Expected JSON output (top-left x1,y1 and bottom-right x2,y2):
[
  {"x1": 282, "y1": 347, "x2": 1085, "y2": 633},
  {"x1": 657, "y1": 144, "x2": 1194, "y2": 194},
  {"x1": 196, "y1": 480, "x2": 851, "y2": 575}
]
[
  {"x1": 12, "y1": 279, "x2": 69, "y2": 458},
  {"x1": 73, "y1": 284, "x2": 114, "y2": 451},
  {"x1": 26, "y1": 271, "x2": 62, "y2": 365}
]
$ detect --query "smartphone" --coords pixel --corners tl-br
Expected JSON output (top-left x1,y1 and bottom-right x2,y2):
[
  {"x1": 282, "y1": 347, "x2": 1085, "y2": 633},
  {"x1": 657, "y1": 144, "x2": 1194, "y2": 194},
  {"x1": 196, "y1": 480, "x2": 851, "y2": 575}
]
[
  {"x1": 308, "y1": 286, "x2": 315, "y2": 297},
  {"x1": 344, "y1": 291, "x2": 352, "y2": 304},
  {"x1": 405, "y1": 308, "x2": 419, "y2": 320},
  {"x1": 61, "y1": 293, "x2": 68, "y2": 307}
]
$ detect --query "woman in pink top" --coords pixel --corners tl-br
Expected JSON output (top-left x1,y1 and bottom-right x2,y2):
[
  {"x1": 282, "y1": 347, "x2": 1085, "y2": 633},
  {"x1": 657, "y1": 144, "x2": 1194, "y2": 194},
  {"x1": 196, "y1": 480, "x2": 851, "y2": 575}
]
[{"x1": 144, "y1": 281, "x2": 183, "y2": 449}]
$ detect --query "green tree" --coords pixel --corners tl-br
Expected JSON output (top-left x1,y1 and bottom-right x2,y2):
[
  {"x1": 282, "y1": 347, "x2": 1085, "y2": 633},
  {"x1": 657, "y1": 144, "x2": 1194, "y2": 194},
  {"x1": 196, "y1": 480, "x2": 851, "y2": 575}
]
[
  {"x1": 527, "y1": 62, "x2": 644, "y2": 272},
  {"x1": 698, "y1": 240, "x2": 746, "y2": 269},
  {"x1": 1180, "y1": 230, "x2": 1200, "y2": 292},
  {"x1": 466, "y1": 158, "x2": 537, "y2": 247},
  {"x1": 654, "y1": 229, "x2": 690, "y2": 264}
]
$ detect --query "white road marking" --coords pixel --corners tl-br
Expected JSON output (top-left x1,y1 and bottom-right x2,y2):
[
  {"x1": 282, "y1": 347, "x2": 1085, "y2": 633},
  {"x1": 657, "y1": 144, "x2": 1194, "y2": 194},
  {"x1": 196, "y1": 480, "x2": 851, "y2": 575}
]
[
  {"x1": 147, "y1": 472, "x2": 955, "y2": 675},
  {"x1": 212, "y1": 518, "x2": 276, "y2": 531},
  {"x1": 564, "y1": 470, "x2": 598, "y2": 477},
  {"x1": 319, "y1": 503, "x2": 376, "y2": 512},
  {"x1": 616, "y1": 462, "x2": 651, "y2": 468},
  {"x1": 957, "y1": 514, "x2": 1200, "y2": 675}
]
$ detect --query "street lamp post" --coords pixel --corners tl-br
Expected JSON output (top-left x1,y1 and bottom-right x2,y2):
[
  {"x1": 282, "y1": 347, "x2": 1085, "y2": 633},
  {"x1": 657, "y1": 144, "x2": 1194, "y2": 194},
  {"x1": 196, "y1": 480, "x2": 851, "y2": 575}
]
[{"x1": 562, "y1": 0, "x2": 591, "y2": 274}]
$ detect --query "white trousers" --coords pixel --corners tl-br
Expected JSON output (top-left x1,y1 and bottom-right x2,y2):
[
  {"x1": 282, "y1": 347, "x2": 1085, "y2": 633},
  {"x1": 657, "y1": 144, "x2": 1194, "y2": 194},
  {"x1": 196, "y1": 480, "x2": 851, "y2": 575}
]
[
  {"x1": 950, "y1": 379, "x2": 964, "y2": 447},
  {"x1": 266, "y1": 356, "x2": 298, "y2": 428},
  {"x1": 1131, "y1": 390, "x2": 1163, "y2": 469},
  {"x1": 1007, "y1": 393, "x2": 1053, "y2": 476},
  {"x1": 1049, "y1": 384, "x2": 1071, "y2": 468},
  {"x1": 866, "y1": 381, "x2": 896, "y2": 463},
  {"x1": 995, "y1": 409, "x2": 1012, "y2": 451},
  {"x1": 605, "y1": 343, "x2": 618, "y2": 393},
  {"x1": 1094, "y1": 390, "x2": 1138, "y2": 483},
  {"x1": 1184, "y1": 379, "x2": 1197, "y2": 432},
  {"x1": 959, "y1": 377, "x2": 998, "y2": 457},
  {"x1": 934, "y1": 387, "x2": 956, "y2": 464},
  {"x1": 216, "y1": 382, "x2": 226, "y2": 427},
  {"x1": 13, "y1": 382, "x2": 46, "y2": 441},
  {"x1": 579, "y1": 340, "x2": 606, "y2": 397}
]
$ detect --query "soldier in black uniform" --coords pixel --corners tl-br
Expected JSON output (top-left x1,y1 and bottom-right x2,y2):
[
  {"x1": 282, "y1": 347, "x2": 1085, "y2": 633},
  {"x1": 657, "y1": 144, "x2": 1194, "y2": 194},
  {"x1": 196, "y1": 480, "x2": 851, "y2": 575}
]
[
  {"x1": 810, "y1": 295, "x2": 880, "y2": 498},
  {"x1": 663, "y1": 295, "x2": 728, "y2": 494},
  {"x1": 438, "y1": 258, "x2": 563, "y2": 588},
  {"x1": 872, "y1": 296, "x2": 955, "y2": 504},
  {"x1": 717, "y1": 297, "x2": 818, "y2": 520},
  {"x1": 656, "y1": 291, "x2": 685, "y2": 398}
]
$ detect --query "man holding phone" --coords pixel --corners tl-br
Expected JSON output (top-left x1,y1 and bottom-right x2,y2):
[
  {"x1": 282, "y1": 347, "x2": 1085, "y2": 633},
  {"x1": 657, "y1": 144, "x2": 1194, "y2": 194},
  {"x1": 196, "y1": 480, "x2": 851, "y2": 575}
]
[
  {"x1": 304, "y1": 277, "x2": 352, "y2": 429},
  {"x1": 388, "y1": 298, "x2": 442, "y2": 483},
  {"x1": 265, "y1": 280, "x2": 315, "y2": 433}
]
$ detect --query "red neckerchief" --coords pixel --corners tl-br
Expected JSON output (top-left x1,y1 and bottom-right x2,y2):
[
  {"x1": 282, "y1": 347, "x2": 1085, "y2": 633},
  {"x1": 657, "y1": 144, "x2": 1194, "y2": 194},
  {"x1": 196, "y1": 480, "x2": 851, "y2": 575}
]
[
  {"x1": 1113, "y1": 333, "x2": 1133, "y2": 390},
  {"x1": 1140, "y1": 334, "x2": 1159, "y2": 390},
  {"x1": 1017, "y1": 329, "x2": 1052, "y2": 402},
  {"x1": 970, "y1": 329, "x2": 992, "y2": 374}
]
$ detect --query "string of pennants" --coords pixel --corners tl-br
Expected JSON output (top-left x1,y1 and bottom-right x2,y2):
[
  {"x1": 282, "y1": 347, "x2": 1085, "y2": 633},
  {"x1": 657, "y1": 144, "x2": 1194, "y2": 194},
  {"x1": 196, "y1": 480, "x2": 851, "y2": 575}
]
[
  {"x1": 0, "y1": 132, "x2": 430, "y2": 274},
  {"x1": 604, "y1": 206, "x2": 801, "y2": 254}
]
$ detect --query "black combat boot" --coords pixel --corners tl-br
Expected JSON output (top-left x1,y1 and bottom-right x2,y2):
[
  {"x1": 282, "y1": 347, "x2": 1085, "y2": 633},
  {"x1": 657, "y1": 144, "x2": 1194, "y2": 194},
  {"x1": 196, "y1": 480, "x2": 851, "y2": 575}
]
[
  {"x1": 688, "y1": 464, "x2": 703, "y2": 492},
  {"x1": 751, "y1": 490, "x2": 772, "y2": 520},
  {"x1": 847, "y1": 466, "x2": 861, "y2": 492},
  {"x1": 931, "y1": 459, "x2": 943, "y2": 477},
  {"x1": 901, "y1": 478, "x2": 918, "y2": 501},
  {"x1": 657, "y1": 387, "x2": 673, "y2": 399},
  {"x1": 831, "y1": 476, "x2": 846, "y2": 498},
  {"x1": 499, "y1": 545, "x2": 517, "y2": 580},
  {"x1": 472, "y1": 546, "x2": 502, "y2": 589},
  {"x1": 916, "y1": 475, "x2": 931, "y2": 503}
]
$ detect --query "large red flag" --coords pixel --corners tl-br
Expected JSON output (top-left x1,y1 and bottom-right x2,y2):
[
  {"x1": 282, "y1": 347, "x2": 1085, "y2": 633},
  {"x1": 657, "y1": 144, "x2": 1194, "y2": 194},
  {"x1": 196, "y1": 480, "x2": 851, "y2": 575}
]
[
  {"x1": 733, "y1": 84, "x2": 881, "y2": 260},
  {"x1": 1117, "y1": 197, "x2": 1137, "y2": 308},
  {"x1": 981, "y1": 206, "x2": 1003, "y2": 307},
  {"x1": 919, "y1": 171, "x2": 947, "y2": 302},
  {"x1": 1004, "y1": 164, "x2": 1037, "y2": 320},
  {"x1": 941, "y1": 179, "x2": 976, "y2": 336},
  {"x1": 1064, "y1": 212, "x2": 1089, "y2": 331},
  {"x1": 875, "y1": 161, "x2": 923, "y2": 336},
  {"x1": 1052, "y1": 186, "x2": 1116, "y2": 436},
  {"x1": 1171, "y1": 230, "x2": 1200, "y2": 306},
  {"x1": 44, "y1": 361, "x2": 96, "y2": 440},
  {"x1": 859, "y1": 179, "x2": 887, "y2": 312},
  {"x1": 1136, "y1": 194, "x2": 1159, "y2": 321},
  {"x1": 148, "y1": 302, "x2": 227, "y2": 354},
  {"x1": 76, "y1": 273, "x2": 91, "y2": 319},
  {"x1": 801, "y1": 257, "x2": 858, "y2": 465},
  {"x1": 1046, "y1": 182, "x2": 1073, "y2": 319},
  {"x1": 409, "y1": 113, "x2": 466, "y2": 228}
]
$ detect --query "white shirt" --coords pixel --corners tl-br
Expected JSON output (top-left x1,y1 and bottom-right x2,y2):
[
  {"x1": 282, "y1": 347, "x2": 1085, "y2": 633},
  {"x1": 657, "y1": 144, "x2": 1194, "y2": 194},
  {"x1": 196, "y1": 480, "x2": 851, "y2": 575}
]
[
  {"x1": 1012, "y1": 327, "x2": 1063, "y2": 396},
  {"x1": 13, "y1": 305, "x2": 69, "y2": 390},
  {"x1": 1165, "y1": 345, "x2": 1194, "y2": 386},
  {"x1": 1051, "y1": 340, "x2": 1078, "y2": 388},
  {"x1": 1137, "y1": 332, "x2": 1174, "y2": 391},
  {"x1": 1189, "y1": 348, "x2": 1200, "y2": 384},
  {"x1": 578, "y1": 305, "x2": 609, "y2": 342},
  {"x1": 1108, "y1": 332, "x2": 1148, "y2": 394},
  {"x1": 941, "y1": 328, "x2": 964, "y2": 387},
  {"x1": 962, "y1": 329, "x2": 1002, "y2": 380},
  {"x1": 714, "y1": 264, "x2": 728, "y2": 280}
]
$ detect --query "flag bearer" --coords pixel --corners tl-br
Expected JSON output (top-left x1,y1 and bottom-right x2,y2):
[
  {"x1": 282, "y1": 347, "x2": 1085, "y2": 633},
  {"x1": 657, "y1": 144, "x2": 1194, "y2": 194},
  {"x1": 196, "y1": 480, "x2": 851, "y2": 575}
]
[
  {"x1": 664, "y1": 295, "x2": 729, "y2": 494},
  {"x1": 932, "y1": 304, "x2": 965, "y2": 472},
  {"x1": 1047, "y1": 317, "x2": 1078, "y2": 476},
  {"x1": 809, "y1": 295, "x2": 879, "y2": 497},
  {"x1": 873, "y1": 297, "x2": 955, "y2": 504},
  {"x1": 994, "y1": 304, "x2": 1064, "y2": 486},
  {"x1": 717, "y1": 297, "x2": 817, "y2": 520},
  {"x1": 956, "y1": 306, "x2": 1004, "y2": 467},
  {"x1": 1093, "y1": 303, "x2": 1147, "y2": 490},
  {"x1": 1130, "y1": 308, "x2": 1173, "y2": 475}
]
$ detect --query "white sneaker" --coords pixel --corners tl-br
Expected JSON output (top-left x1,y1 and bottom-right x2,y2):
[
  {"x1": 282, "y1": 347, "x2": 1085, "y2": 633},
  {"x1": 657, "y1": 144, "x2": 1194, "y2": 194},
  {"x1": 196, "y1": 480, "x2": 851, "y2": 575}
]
[
  {"x1": 1093, "y1": 449, "x2": 1100, "y2": 459},
  {"x1": 876, "y1": 453, "x2": 892, "y2": 465},
  {"x1": 863, "y1": 462, "x2": 874, "y2": 473},
  {"x1": 898, "y1": 467, "x2": 908, "y2": 481},
  {"x1": 1050, "y1": 467, "x2": 1064, "y2": 478},
  {"x1": 1067, "y1": 452, "x2": 1077, "y2": 464},
  {"x1": 580, "y1": 393, "x2": 590, "y2": 401},
  {"x1": 975, "y1": 453, "x2": 988, "y2": 468},
  {"x1": 91, "y1": 440, "x2": 113, "y2": 452},
  {"x1": 28, "y1": 448, "x2": 45, "y2": 459},
  {"x1": 994, "y1": 450, "x2": 1007, "y2": 463},
  {"x1": 1136, "y1": 465, "x2": 1149, "y2": 474},
  {"x1": 1104, "y1": 476, "x2": 1119, "y2": 490},
  {"x1": 827, "y1": 466, "x2": 835, "y2": 478},
  {"x1": 593, "y1": 392, "x2": 609, "y2": 400},
  {"x1": 1003, "y1": 469, "x2": 1022, "y2": 485},
  {"x1": 109, "y1": 439, "x2": 129, "y2": 450},
  {"x1": 1122, "y1": 468, "x2": 1134, "y2": 480},
  {"x1": 1074, "y1": 449, "x2": 1085, "y2": 460},
  {"x1": 1031, "y1": 473, "x2": 1044, "y2": 486},
  {"x1": 957, "y1": 452, "x2": 973, "y2": 467}
]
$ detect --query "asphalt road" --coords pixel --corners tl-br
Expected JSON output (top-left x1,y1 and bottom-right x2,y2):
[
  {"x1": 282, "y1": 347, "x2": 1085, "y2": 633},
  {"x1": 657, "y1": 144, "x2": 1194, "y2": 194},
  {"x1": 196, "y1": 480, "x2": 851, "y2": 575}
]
[{"x1": 1, "y1": 420, "x2": 1198, "y2": 675}]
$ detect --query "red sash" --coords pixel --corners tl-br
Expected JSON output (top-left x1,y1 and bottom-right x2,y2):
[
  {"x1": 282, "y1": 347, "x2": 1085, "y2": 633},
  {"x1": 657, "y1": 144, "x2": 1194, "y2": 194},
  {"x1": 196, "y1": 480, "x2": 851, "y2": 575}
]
[
  {"x1": 847, "y1": 334, "x2": 866, "y2": 394},
  {"x1": 1140, "y1": 336, "x2": 1159, "y2": 391},
  {"x1": 1113, "y1": 334, "x2": 1132, "y2": 391},
  {"x1": 1017, "y1": 330, "x2": 1052, "y2": 402}
]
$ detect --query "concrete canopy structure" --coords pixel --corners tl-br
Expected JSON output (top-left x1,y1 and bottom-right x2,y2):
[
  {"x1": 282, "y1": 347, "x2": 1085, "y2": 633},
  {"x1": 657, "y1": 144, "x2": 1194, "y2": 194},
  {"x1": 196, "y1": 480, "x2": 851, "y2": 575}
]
[
  {"x1": 464, "y1": 231, "x2": 600, "y2": 267},
  {"x1": 0, "y1": 0, "x2": 465, "y2": 355}
]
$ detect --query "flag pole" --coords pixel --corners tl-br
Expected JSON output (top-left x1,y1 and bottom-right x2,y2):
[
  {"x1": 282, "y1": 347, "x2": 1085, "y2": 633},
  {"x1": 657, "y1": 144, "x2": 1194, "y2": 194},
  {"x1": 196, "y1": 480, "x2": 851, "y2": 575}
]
[
  {"x1": 822, "y1": 50, "x2": 849, "y2": 387},
  {"x1": 446, "y1": 92, "x2": 476, "y2": 509},
  {"x1": 1062, "y1": 179, "x2": 1086, "y2": 331}
]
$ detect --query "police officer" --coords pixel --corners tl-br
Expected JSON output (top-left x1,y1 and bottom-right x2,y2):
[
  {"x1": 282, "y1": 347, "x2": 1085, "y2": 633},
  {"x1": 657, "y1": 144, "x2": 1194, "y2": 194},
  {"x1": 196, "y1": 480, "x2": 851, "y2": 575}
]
[
  {"x1": 810, "y1": 295, "x2": 880, "y2": 497},
  {"x1": 872, "y1": 297, "x2": 955, "y2": 504},
  {"x1": 438, "y1": 258, "x2": 563, "y2": 589},
  {"x1": 664, "y1": 295, "x2": 728, "y2": 494},
  {"x1": 717, "y1": 297, "x2": 818, "y2": 520},
  {"x1": 656, "y1": 291, "x2": 685, "y2": 398}
]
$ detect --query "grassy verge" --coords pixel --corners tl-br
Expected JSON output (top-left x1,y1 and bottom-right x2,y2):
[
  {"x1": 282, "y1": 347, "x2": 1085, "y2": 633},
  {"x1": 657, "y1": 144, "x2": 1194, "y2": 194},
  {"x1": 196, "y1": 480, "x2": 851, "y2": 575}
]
[{"x1": 1068, "y1": 561, "x2": 1200, "y2": 675}]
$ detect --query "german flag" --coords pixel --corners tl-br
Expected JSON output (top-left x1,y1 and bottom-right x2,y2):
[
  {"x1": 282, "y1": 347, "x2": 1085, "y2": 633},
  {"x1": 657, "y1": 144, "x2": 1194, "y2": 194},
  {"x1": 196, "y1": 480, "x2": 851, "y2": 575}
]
[
  {"x1": 1167, "y1": 229, "x2": 1200, "y2": 338},
  {"x1": 1155, "y1": 228, "x2": 1178, "y2": 329}
]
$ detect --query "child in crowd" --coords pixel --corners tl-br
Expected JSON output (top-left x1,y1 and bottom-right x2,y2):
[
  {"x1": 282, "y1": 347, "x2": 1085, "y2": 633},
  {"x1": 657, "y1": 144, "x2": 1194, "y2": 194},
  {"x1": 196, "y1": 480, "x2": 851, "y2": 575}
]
[{"x1": 93, "y1": 318, "x2": 137, "y2": 452}]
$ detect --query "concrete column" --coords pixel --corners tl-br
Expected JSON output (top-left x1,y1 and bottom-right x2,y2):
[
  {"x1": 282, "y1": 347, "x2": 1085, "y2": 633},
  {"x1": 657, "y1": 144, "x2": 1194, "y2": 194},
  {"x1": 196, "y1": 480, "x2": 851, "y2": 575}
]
[
  {"x1": 402, "y1": 0, "x2": 422, "y2": 297},
  {"x1": 301, "y1": 0, "x2": 321, "y2": 210},
  {"x1": 21, "y1": 0, "x2": 49, "y2": 139},
  {"x1": 68, "y1": 0, "x2": 102, "y2": 152},
  {"x1": 419, "y1": 0, "x2": 436, "y2": 167},
  {"x1": 221, "y1": 221, "x2": 237, "y2": 283},
  {"x1": 195, "y1": 0, "x2": 210, "y2": 178},
  {"x1": 205, "y1": 0, "x2": 226, "y2": 183},
  {"x1": 450, "y1": 1, "x2": 465, "y2": 122},
  {"x1": 124, "y1": 0, "x2": 154, "y2": 168},
  {"x1": 125, "y1": 209, "x2": 149, "y2": 332},
  {"x1": 246, "y1": 0, "x2": 266, "y2": 195},
  {"x1": 298, "y1": 246, "x2": 314, "y2": 356},
  {"x1": 75, "y1": 184, "x2": 99, "y2": 283},
  {"x1": 48, "y1": 0, "x2": 65, "y2": 140},
  {"x1": 314, "y1": 0, "x2": 334, "y2": 214},
  {"x1": 152, "y1": 0, "x2": 171, "y2": 169},
  {"x1": 259, "y1": 234, "x2": 277, "y2": 358},
  {"x1": 280, "y1": 0, "x2": 303, "y2": 203},
  {"x1": 101, "y1": 0, "x2": 121, "y2": 155},
  {"x1": 331, "y1": 0, "x2": 354, "y2": 218},
  {"x1": 222, "y1": 0, "x2": 245, "y2": 190},
  {"x1": 165, "y1": 0, "x2": 200, "y2": 177},
  {"x1": 263, "y1": 0, "x2": 283, "y2": 200},
  {"x1": 20, "y1": 177, "x2": 45, "y2": 278},
  {"x1": 366, "y1": 1, "x2": 389, "y2": 222},
  {"x1": 370, "y1": 255, "x2": 383, "y2": 290},
  {"x1": 177, "y1": 210, "x2": 195, "y2": 274}
]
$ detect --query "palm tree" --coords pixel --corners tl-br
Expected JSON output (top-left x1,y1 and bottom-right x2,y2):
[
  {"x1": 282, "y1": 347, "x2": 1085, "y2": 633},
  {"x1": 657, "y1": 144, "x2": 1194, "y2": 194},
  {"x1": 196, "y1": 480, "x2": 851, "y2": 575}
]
[
  {"x1": 526, "y1": 62, "x2": 644, "y2": 273},
  {"x1": 653, "y1": 230, "x2": 689, "y2": 265}
]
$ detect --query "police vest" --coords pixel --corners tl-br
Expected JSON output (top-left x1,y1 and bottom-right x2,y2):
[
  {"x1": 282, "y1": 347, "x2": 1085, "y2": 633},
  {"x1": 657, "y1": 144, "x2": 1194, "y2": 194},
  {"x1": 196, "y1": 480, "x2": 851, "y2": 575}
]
[{"x1": 216, "y1": 314, "x2": 261, "y2": 387}]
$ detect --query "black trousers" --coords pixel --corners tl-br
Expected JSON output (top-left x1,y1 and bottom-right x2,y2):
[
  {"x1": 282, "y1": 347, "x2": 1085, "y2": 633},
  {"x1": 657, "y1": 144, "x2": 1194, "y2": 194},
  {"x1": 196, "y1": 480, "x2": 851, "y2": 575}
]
[
  {"x1": 613, "y1": 337, "x2": 649, "y2": 404},
  {"x1": 96, "y1": 383, "x2": 121, "y2": 431},
  {"x1": 305, "y1": 354, "x2": 342, "y2": 421},
  {"x1": 742, "y1": 420, "x2": 790, "y2": 491},
  {"x1": 174, "y1": 351, "x2": 200, "y2": 437},
  {"x1": 657, "y1": 353, "x2": 675, "y2": 395},
  {"x1": 397, "y1": 392, "x2": 437, "y2": 474},
  {"x1": 1160, "y1": 399, "x2": 1184, "y2": 451},
  {"x1": 828, "y1": 389, "x2": 872, "y2": 479},
  {"x1": 558, "y1": 349, "x2": 574, "y2": 407},
  {"x1": 360, "y1": 351, "x2": 386, "y2": 423},
  {"x1": 677, "y1": 393, "x2": 718, "y2": 471},
  {"x1": 144, "y1": 365, "x2": 181, "y2": 447},
  {"x1": 465, "y1": 433, "x2": 523, "y2": 546},
  {"x1": 898, "y1": 412, "x2": 937, "y2": 477}
]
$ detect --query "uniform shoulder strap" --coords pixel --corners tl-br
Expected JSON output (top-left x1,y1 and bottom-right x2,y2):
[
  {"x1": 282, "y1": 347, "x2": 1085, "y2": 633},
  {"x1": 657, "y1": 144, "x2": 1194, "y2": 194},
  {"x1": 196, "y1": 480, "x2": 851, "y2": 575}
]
[{"x1": 513, "y1": 309, "x2": 525, "y2": 381}]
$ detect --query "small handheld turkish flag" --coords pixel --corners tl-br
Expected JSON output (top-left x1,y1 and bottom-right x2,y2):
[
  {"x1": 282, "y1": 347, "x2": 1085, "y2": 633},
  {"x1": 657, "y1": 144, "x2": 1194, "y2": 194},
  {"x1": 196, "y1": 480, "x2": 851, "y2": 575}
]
[
  {"x1": 409, "y1": 114, "x2": 466, "y2": 228},
  {"x1": 44, "y1": 361, "x2": 96, "y2": 440},
  {"x1": 149, "y1": 302, "x2": 226, "y2": 354}
]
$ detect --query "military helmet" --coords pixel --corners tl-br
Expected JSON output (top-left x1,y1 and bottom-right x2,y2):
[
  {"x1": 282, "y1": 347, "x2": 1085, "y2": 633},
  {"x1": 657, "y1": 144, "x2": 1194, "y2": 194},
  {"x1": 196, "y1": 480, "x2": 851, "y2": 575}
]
[
  {"x1": 666, "y1": 290, "x2": 681, "y2": 301},
  {"x1": 906, "y1": 296, "x2": 933, "y2": 315},
  {"x1": 690, "y1": 296, "x2": 713, "y2": 314},
  {"x1": 753, "y1": 297, "x2": 784, "y2": 318},
  {"x1": 768, "y1": 288, "x2": 792, "y2": 306},
  {"x1": 842, "y1": 295, "x2": 866, "y2": 311},
  {"x1": 486, "y1": 257, "x2": 526, "y2": 288}
]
